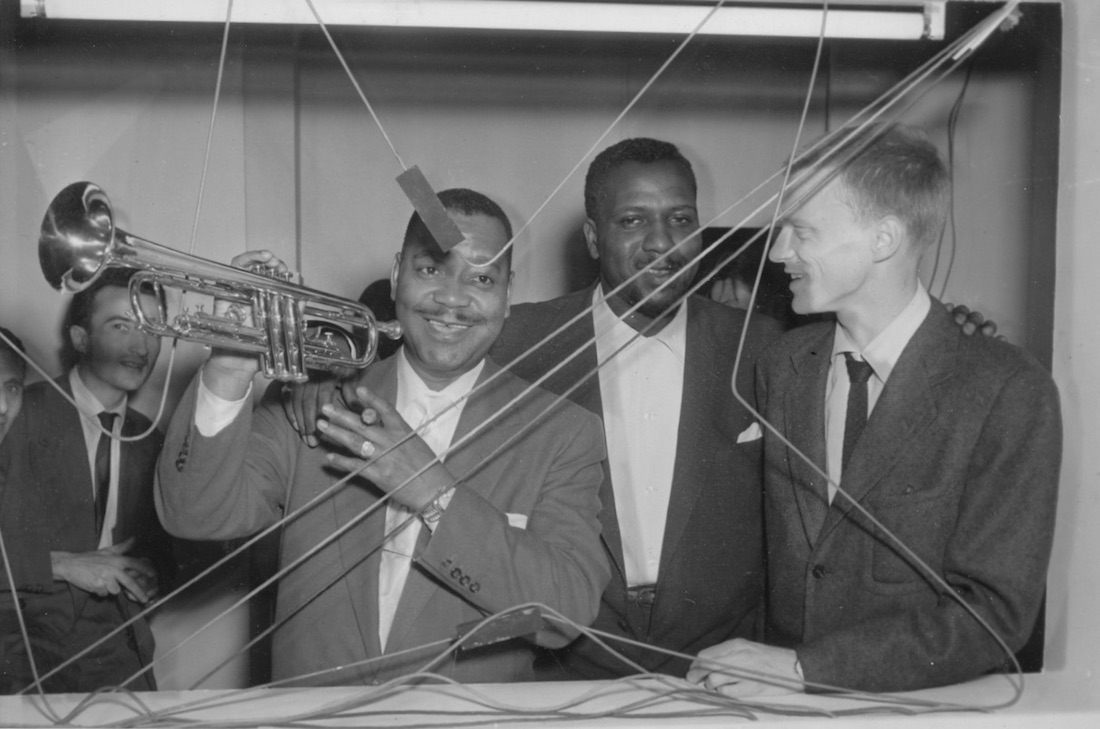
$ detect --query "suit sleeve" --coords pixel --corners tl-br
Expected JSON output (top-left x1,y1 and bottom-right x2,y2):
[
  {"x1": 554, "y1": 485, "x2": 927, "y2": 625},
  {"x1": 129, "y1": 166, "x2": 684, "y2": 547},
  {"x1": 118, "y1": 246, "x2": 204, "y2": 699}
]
[
  {"x1": 155, "y1": 374, "x2": 294, "y2": 541},
  {"x1": 797, "y1": 365, "x2": 1062, "y2": 691},
  {"x1": 0, "y1": 430, "x2": 54, "y2": 591},
  {"x1": 416, "y1": 406, "x2": 610, "y2": 648}
]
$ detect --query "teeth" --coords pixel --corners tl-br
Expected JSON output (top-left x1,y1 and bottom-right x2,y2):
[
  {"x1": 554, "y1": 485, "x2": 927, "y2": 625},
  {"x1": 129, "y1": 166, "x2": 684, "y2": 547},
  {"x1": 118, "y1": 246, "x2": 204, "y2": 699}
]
[{"x1": 428, "y1": 320, "x2": 469, "y2": 331}]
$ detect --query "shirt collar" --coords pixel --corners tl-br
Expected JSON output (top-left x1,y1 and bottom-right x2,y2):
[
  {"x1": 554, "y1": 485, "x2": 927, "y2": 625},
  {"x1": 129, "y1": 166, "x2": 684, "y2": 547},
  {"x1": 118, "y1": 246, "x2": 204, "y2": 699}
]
[
  {"x1": 831, "y1": 283, "x2": 931, "y2": 384},
  {"x1": 69, "y1": 367, "x2": 127, "y2": 418},
  {"x1": 394, "y1": 346, "x2": 484, "y2": 415},
  {"x1": 591, "y1": 286, "x2": 688, "y2": 362}
]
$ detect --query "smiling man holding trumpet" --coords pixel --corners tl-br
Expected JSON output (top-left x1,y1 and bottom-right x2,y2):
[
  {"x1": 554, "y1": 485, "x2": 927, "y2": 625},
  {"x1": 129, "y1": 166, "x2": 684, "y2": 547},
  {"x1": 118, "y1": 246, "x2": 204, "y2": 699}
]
[{"x1": 153, "y1": 187, "x2": 609, "y2": 686}]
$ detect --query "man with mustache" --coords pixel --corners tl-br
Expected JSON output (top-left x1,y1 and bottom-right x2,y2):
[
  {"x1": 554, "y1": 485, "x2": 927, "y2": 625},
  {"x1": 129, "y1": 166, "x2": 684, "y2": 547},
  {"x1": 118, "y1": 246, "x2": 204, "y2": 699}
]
[
  {"x1": 0, "y1": 270, "x2": 173, "y2": 693},
  {"x1": 490, "y1": 138, "x2": 783, "y2": 678},
  {"x1": 156, "y1": 189, "x2": 608, "y2": 685}
]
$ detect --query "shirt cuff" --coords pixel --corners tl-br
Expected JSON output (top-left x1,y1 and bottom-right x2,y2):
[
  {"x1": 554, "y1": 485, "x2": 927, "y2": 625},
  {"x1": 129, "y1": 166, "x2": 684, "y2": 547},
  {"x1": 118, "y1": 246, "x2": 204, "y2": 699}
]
[{"x1": 195, "y1": 371, "x2": 252, "y2": 437}]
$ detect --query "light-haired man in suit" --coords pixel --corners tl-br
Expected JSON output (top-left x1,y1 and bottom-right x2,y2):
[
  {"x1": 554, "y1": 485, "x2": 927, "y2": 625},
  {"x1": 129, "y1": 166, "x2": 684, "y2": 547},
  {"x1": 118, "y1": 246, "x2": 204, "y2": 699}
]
[{"x1": 689, "y1": 123, "x2": 1061, "y2": 694}]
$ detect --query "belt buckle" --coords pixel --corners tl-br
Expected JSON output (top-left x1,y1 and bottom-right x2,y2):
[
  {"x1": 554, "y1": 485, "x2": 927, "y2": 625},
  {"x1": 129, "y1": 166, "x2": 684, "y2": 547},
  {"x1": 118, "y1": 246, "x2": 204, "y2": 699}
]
[{"x1": 627, "y1": 584, "x2": 657, "y2": 607}]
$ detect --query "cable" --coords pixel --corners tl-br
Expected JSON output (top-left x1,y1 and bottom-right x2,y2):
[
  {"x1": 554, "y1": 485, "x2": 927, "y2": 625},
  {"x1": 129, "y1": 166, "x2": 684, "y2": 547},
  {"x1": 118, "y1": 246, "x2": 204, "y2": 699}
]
[{"x1": 2, "y1": 0, "x2": 1032, "y2": 721}]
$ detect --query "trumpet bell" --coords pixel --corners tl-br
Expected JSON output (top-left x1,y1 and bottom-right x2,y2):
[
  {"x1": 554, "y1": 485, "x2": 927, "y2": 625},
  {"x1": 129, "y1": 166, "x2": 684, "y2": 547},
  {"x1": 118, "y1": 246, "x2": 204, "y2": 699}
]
[
  {"x1": 39, "y1": 182, "x2": 116, "y2": 294},
  {"x1": 37, "y1": 181, "x2": 402, "y2": 381}
]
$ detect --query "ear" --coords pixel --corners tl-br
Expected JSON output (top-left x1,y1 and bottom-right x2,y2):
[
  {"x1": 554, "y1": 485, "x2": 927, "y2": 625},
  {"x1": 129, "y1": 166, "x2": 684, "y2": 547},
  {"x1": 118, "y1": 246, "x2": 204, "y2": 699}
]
[
  {"x1": 871, "y1": 215, "x2": 905, "y2": 263},
  {"x1": 504, "y1": 270, "x2": 515, "y2": 318},
  {"x1": 582, "y1": 219, "x2": 600, "y2": 261},
  {"x1": 389, "y1": 252, "x2": 402, "y2": 299},
  {"x1": 69, "y1": 325, "x2": 89, "y2": 355}
]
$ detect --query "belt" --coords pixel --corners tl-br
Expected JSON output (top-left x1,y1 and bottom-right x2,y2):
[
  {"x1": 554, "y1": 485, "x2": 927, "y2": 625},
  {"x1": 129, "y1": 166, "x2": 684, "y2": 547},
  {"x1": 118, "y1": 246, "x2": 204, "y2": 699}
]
[{"x1": 625, "y1": 584, "x2": 657, "y2": 607}]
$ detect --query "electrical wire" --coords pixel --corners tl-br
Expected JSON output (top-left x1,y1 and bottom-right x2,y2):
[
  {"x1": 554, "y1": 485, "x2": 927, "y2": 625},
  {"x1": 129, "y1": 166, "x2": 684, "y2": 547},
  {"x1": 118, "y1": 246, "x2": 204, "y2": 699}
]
[{"x1": 0, "y1": 0, "x2": 1034, "y2": 724}]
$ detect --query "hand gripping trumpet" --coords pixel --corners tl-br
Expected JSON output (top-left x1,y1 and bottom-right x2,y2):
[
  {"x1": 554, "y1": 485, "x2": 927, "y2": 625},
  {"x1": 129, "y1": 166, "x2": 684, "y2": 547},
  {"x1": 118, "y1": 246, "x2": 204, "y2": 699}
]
[{"x1": 39, "y1": 181, "x2": 402, "y2": 382}]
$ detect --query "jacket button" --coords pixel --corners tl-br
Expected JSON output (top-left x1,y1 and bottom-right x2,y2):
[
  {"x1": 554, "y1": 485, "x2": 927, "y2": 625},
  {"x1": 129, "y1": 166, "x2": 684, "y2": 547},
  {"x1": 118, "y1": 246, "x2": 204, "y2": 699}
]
[
  {"x1": 451, "y1": 567, "x2": 462, "y2": 579},
  {"x1": 442, "y1": 558, "x2": 453, "y2": 569},
  {"x1": 459, "y1": 575, "x2": 471, "y2": 587},
  {"x1": 469, "y1": 582, "x2": 480, "y2": 593},
  {"x1": 812, "y1": 565, "x2": 826, "y2": 579}
]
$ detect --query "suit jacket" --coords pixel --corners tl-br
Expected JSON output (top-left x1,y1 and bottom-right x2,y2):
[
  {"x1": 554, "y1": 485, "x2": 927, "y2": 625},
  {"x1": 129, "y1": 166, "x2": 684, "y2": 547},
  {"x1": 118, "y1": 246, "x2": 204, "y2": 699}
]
[
  {"x1": 490, "y1": 287, "x2": 782, "y2": 678},
  {"x1": 758, "y1": 301, "x2": 1062, "y2": 692},
  {"x1": 0, "y1": 375, "x2": 169, "y2": 692},
  {"x1": 156, "y1": 355, "x2": 609, "y2": 686}
]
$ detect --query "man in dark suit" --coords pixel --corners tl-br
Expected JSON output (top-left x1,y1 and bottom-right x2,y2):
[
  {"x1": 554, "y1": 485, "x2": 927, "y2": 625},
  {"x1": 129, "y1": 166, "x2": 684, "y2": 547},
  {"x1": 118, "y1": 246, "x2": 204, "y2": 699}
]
[
  {"x1": 491, "y1": 138, "x2": 782, "y2": 679},
  {"x1": 0, "y1": 270, "x2": 172, "y2": 693},
  {"x1": 156, "y1": 189, "x2": 608, "y2": 686},
  {"x1": 688, "y1": 123, "x2": 1062, "y2": 694}
]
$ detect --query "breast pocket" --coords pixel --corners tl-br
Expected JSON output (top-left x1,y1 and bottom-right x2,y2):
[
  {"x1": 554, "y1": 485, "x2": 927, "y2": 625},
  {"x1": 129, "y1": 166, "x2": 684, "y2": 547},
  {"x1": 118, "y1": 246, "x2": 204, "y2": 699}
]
[{"x1": 865, "y1": 485, "x2": 957, "y2": 590}]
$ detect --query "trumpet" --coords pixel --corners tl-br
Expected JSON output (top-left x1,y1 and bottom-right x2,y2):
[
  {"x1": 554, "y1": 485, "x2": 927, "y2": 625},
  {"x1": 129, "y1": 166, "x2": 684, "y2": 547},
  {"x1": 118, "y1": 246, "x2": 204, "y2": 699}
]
[{"x1": 39, "y1": 181, "x2": 402, "y2": 382}]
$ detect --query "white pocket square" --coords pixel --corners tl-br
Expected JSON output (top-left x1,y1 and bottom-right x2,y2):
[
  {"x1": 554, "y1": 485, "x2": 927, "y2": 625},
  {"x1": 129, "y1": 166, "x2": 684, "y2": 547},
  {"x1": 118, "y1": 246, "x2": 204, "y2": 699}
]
[
  {"x1": 737, "y1": 422, "x2": 763, "y2": 444},
  {"x1": 507, "y1": 513, "x2": 529, "y2": 530}
]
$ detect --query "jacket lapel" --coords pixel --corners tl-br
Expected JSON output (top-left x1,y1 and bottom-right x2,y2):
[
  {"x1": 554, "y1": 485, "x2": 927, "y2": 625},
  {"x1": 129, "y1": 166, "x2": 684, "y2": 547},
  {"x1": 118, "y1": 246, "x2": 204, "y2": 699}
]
[
  {"x1": 48, "y1": 378, "x2": 99, "y2": 546},
  {"x1": 819, "y1": 306, "x2": 953, "y2": 539},
  {"x1": 383, "y1": 359, "x2": 524, "y2": 653},
  {"x1": 550, "y1": 289, "x2": 626, "y2": 586},
  {"x1": 782, "y1": 329, "x2": 833, "y2": 546},
  {"x1": 657, "y1": 300, "x2": 707, "y2": 577}
]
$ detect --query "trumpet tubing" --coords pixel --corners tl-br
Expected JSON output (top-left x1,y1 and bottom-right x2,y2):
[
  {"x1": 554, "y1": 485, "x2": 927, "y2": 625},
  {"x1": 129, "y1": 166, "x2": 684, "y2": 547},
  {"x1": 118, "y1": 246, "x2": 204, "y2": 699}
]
[{"x1": 39, "y1": 182, "x2": 402, "y2": 382}]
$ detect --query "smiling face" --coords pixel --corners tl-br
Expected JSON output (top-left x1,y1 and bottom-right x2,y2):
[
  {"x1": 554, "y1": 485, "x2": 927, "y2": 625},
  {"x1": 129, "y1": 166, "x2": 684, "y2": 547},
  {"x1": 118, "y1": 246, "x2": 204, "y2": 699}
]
[
  {"x1": 0, "y1": 347, "x2": 25, "y2": 443},
  {"x1": 584, "y1": 160, "x2": 700, "y2": 329},
  {"x1": 769, "y1": 174, "x2": 878, "y2": 318},
  {"x1": 390, "y1": 211, "x2": 513, "y2": 390},
  {"x1": 70, "y1": 284, "x2": 162, "y2": 407}
]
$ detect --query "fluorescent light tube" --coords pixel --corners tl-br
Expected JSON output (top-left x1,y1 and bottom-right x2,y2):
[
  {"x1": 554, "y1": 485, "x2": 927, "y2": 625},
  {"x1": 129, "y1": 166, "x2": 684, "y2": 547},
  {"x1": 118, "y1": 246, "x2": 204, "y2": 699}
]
[{"x1": 20, "y1": 1, "x2": 944, "y2": 41}]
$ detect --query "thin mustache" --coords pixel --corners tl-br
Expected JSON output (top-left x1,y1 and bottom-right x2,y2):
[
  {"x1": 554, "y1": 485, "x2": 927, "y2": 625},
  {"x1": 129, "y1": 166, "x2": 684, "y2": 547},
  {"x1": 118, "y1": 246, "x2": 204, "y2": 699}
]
[
  {"x1": 637, "y1": 253, "x2": 687, "y2": 270},
  {"x1": 416, "y1": 309, "x2": 483, "y2": 325}
]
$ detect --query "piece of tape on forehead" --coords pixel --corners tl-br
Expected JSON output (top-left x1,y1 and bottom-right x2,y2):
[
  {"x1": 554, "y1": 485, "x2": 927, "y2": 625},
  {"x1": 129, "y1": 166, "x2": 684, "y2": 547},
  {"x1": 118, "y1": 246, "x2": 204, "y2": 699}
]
[{"x1": 396, "y1": 166, "x2": 465, "y2": 252}]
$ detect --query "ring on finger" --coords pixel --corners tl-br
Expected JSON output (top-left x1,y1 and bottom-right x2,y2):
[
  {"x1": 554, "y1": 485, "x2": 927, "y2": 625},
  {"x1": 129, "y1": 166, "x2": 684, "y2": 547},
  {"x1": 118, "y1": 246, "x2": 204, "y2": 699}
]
[{"x1": 360, "y1": 439, "x2": 375, "y2": 458}]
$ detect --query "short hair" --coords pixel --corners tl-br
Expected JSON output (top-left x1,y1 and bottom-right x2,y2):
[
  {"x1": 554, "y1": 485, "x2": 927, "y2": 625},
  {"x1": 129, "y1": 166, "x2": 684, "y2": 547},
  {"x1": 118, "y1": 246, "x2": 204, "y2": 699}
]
[
  {"x1": 584, "y1": 138, "x2": 697, "y2": 221},
  {"x1": 0, "y1": 326, "x2": 24, "y2": 356},
  {"x1": 790, "y1": 122, "x2": 949, "y2": 250},
  {"x1": 402, "y1": 188, "x2": 514, "y2": 263},
  {"x1": 61, "y1": 268, "x2": 163, "y2": 369},
  {"x1": 67, "y1": 267, "x2": 141, "y2": 332},
  {"x1": 0, "y1": 326, "x2": 26, "y2": 376}
]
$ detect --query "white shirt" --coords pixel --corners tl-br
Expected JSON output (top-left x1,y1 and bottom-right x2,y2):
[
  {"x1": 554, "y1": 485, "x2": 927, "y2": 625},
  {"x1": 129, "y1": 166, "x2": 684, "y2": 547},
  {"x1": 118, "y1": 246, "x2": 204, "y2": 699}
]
[
  {"x1": 592, "y1": 287, "x2": 687, "y2": 587},
  {"x1": 825, "y1": 284, "x2": 931, "y2": 502},
  {"x1": 70, "y1": 368, "x2": 127, "y2": 549},
  {"x1": 377, "y1": 348, "x2": 480, "y2": 649}
]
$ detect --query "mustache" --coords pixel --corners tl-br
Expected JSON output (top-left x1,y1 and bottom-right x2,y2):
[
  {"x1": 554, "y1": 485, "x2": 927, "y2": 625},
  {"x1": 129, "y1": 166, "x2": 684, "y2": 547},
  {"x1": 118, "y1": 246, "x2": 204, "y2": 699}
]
[
  {"x1": 414, "y1": 307, "x2": 484, "y2": 325},
  {"x1": 636, "y1": 251, "x2": 689, "y2": 271}
]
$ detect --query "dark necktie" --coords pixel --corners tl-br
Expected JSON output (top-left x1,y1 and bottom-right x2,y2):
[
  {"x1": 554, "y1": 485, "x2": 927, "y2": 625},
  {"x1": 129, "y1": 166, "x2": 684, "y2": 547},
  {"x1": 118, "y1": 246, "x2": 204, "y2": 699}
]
[
  {"x1": 94, "y1": 411, "x2": 118, "y2": 537},
  {"x1": 842, "y1": 353, "x2": 874, "y2": 472}
]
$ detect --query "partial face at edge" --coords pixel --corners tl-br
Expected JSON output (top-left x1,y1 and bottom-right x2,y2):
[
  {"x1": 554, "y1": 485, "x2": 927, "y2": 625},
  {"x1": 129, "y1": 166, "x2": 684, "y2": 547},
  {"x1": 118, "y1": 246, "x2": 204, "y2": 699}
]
[
  {"x1": 390, "y1": 212, "x2": 513, "y2": 390},
  {"x1": 584, "y1": 160, "x2": 701, "y2": 322},
  {"x1": 0, "y1": 347, "x2": 25, "y2": 443}
]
